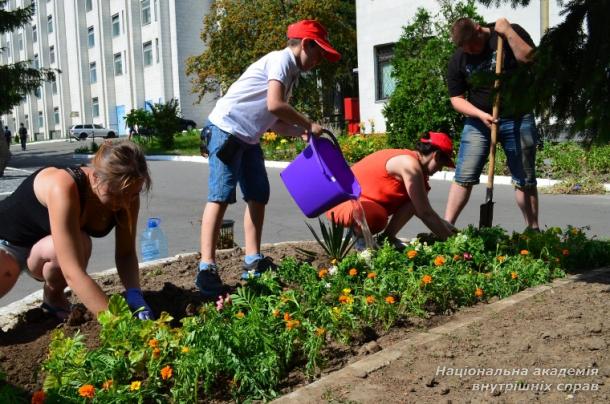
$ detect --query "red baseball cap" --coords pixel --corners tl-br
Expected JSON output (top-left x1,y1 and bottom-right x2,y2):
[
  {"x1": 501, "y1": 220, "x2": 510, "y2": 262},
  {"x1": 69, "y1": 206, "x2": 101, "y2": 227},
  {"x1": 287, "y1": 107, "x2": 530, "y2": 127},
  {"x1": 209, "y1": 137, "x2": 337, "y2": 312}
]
[
  {"x1": 420, "y1": 131, "x2": 455, "y2": 168},
  {"x1": 286, "y1": 20, "x2": 341, "y2": 63}
]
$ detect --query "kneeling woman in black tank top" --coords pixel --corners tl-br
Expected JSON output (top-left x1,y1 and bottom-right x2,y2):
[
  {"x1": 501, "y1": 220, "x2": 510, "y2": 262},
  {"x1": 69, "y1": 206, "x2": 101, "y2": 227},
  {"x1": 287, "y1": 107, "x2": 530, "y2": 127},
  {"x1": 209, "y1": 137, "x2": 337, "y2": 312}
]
[{"x1": 0, "y1": 141, "x2": 154, "y2": 320}]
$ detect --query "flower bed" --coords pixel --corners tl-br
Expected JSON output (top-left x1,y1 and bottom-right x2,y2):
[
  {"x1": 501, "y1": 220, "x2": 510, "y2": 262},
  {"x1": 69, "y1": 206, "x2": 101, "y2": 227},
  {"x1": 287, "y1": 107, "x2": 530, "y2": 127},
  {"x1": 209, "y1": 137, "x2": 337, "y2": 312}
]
[{"x1": 4, "y1": 226, "x2": 610, "y2": 403}]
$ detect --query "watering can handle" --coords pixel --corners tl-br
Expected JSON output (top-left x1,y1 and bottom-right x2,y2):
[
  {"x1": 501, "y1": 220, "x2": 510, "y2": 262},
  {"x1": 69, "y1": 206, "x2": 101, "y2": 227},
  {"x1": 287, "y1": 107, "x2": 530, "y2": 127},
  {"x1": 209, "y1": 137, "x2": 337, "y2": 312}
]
[{"x1": 308, "y1": 129, "x2": 343, "y2": 181}]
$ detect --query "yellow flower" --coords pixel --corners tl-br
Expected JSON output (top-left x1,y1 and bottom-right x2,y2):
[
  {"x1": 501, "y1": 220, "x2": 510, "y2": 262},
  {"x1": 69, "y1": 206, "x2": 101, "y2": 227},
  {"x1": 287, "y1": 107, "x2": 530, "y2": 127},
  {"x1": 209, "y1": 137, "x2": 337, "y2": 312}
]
[
  {"x1": 332, "y1": 307, "x2": 341, "y2": 315},
  {"x1": 367, "y1": 272, "x2": 376, "y2": 279},
  {"x1": 520, "y1": 250, "x2": 529, "y2": 255},
  {"x1": 421, "y1": 274, "x2": 433, "y2": 285},
  {"x1": 349, "y1": 268, "x2": 358, "y2": 276},
  {"x1": 315, "y1": 327, "x2": 326, "y2": 336},
  {"x1": 434, "y1": 256, "x2": 446, "y2": 266},
  {"x1": 475, "y1": 288, "x2": 484, "y2": 298},
  {"x1": 385, "y1": 296, "x2": 396, "y2": 304},
  {"x1": 148, "y1": 338, "x2": 159, "y2": 348},
  {"x1": 280, "y1": 138, "x2": 288, "y2": 144},
  {"x1": 497, "y1": 255, "x2": 506, "y2": 263},
  {"x1": 331, "y1": 258, "x2": 337, "y2": 265},
  {"x1": 318, "y1": 268, "x2": 328, "y2": 278},
  {"x1": 130, "y1": 381, "x2": 141, "y2": 391},
  {"x1": 366, "y1": 295, "x2": 375, "y2": 304},
  {"x1": 102, "y1": 379, "x2": 113, "y2": 390},
  {"x1": 407, "y1": 250, "x2": 418, "y2": 259},
  {"x1": 160, "y1": 365, "x2": 173, "y2": 380},
  {"x1": 235, "y1": 311, "x2": 245, "y2": 319},
  {"x1": 342, "y1": 288, "x2": 351, "y2": 295},
  {"x1": 79, "y1": 384, "x2": 95, "y2": 398},
  {"x1": 181, "y1": 346, "x2": 190, "y2": 353},
  {"x1": 511, "y1": 272, "x2": 518, "y2": 280}
]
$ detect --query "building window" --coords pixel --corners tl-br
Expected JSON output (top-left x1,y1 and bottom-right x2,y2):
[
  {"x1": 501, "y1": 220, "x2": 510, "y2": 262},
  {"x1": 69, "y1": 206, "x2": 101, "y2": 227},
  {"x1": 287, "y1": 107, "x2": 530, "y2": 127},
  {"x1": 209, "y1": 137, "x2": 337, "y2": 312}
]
[
  {"x1": 112, "y1": 13, "x2": 120, "y2": 37},
  {"x1": 32, "y1": 25, "x2": 37, "y2": 42},
  {"x1": 86, "y1": 0, "x2": 93, "y2": 12},
  {"x1": 143, "y1": 41, "x2": 152, "y2": 66},
  {"x1": 34, "y1": 87, "x2": 41, "y2": 98},
  {"x1": 88, "y1": 26, "x2": 95, "y2": 48},
  {"x1": 141, "y1": 0, "x2": 151, "y2": 25},
  {"x1": 89, "y1": 62, "x2": 97, "y2": 83},
  {"x1": 375, "y1": 44, "x2": 396, "y2": 101},
  {"x1": 92, "y1": 97, "x2": 99, "y2": 117},
  {"x1": 38, "y1": 111, "x2": 44, "y2": 128},
  {"x1": 114, "y1": 52, "x2": 123, "y2": 76},
  {"x1": 47, "y1": 15, "x2": 53, "y2": 34},
  {"x1": 52, "y1": 78, "x2": 58, "y2": 94},
  {"x1": 54, "y1": 107, "x2": 60, "y2": 125},
  {"x1": 33, "y1": 54, "x2": 39, "y2": 69},
  {"x1": 155, "y1": 38, "x2": 159, "y2": 63},
  {"x1": 49, "y1": 45, "x2": 55, "y2": 64}
]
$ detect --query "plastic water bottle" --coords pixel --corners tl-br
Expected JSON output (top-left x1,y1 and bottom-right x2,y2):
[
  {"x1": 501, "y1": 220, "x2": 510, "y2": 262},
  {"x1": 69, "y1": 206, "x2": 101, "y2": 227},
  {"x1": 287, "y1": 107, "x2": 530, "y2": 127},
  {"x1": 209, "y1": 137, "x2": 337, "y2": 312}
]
[{"x1": 140, "y1": 217, "x2": 169, "y2": 262}]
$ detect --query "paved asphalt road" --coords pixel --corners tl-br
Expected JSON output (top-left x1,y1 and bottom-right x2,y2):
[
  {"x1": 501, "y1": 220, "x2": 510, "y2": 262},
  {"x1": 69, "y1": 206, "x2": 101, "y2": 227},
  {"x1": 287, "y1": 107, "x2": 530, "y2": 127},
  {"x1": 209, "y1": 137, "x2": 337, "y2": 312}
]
[{"x1": 1, "y1": 140, "x2": 609, "y2": 305}]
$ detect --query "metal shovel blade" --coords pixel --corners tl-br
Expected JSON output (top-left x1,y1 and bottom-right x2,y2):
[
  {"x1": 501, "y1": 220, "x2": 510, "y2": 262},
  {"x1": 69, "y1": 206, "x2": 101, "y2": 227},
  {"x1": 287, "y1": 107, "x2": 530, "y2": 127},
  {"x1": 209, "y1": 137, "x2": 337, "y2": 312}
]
[{"x1": 479, "y1": 200, "x2": 494, "y2": 228}]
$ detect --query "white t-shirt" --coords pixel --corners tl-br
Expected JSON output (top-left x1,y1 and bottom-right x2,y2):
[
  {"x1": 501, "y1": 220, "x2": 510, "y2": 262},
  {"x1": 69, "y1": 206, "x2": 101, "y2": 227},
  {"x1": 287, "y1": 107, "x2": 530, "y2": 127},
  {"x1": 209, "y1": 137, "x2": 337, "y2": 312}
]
[{"x1": 208, "y1": 47, "x2": 301, "y2": 144}]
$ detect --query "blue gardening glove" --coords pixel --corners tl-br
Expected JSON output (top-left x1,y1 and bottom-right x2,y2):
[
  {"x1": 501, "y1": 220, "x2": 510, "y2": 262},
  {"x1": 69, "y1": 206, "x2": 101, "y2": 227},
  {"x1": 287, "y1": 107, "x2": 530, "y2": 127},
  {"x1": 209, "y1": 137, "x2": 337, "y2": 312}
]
[{"x1": 125, "y1": 288, "x2": 154, "y2": 320}]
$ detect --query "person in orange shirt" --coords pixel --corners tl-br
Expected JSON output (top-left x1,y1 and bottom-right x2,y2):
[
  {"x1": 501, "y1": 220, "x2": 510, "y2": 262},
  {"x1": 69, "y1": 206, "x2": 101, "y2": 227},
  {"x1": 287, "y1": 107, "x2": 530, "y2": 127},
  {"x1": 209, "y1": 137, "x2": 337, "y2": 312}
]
[{"x1": 327, "y1": 132, "x2": 457, "y2": 249}]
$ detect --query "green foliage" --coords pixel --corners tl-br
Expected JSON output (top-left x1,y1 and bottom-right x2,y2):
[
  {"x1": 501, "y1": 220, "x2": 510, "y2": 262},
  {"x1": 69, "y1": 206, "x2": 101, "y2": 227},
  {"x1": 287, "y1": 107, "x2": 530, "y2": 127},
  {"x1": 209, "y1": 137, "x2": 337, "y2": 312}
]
[
  {"x1": 259, "y1": 131, "x2": 307, "y2": 161},
  {"x1": 337, "y1": 133, "x2": 388, "y2": 163},
  {"x1": 185, "y1": 0, "x2": 357, "y2": 120},
  {"x1": 123, "y1": 108, "x2": 153, "y2": 132},
  {"x1": 383, "y1": 0, "x2": 482, "y2": 148},
  {"x1": 146, "y1": 99, "x2": 181, "y2": 150},
  {"x1": 0, "y1": 1, "x2": 56, "y2": 114},
  {"x1": 306, "y1": 214, "x2": 355, "y2": 261}
]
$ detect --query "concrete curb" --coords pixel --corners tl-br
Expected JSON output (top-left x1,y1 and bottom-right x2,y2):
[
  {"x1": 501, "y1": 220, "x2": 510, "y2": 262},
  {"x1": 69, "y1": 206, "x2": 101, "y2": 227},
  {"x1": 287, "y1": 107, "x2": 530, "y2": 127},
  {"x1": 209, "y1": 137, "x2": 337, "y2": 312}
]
[
  {"x1": 272, "y1": 267, "x2": 609, "y2": 403},
  {"x1": 0, "y1": 240, "x2": 312, "y2": 332},
  {"x1": 73, "y1": 153, "x2": 610, "y2": 191}
]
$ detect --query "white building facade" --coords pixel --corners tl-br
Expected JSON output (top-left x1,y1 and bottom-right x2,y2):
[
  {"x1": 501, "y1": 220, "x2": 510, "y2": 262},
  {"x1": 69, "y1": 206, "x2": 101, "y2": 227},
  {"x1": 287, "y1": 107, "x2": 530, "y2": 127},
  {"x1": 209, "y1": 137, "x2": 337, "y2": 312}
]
[
  {"x1": 0, "y1": 0, "x2": 216, "y2": 140},
  {"x1": 356, "y1": 0, "x2": 565, "y2": 133}
]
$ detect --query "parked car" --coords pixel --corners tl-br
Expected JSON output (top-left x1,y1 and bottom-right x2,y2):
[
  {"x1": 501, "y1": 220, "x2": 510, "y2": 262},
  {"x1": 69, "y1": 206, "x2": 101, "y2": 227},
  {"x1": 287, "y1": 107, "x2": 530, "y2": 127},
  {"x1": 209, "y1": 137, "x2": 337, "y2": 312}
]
[
  {"x1": 178, "y1": 118, "x2": 197, "y2": 131},
  {"x1": 69, "y1": 124, "x2": 116, "y2": 141}
]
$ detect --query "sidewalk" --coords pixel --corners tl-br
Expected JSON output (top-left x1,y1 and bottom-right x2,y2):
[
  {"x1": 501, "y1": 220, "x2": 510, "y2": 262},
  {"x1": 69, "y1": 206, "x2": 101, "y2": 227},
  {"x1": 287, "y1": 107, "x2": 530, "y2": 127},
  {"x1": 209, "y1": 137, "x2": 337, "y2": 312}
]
[{"x1": 275, "y1": 267, "x2": 610, "y2": 403}]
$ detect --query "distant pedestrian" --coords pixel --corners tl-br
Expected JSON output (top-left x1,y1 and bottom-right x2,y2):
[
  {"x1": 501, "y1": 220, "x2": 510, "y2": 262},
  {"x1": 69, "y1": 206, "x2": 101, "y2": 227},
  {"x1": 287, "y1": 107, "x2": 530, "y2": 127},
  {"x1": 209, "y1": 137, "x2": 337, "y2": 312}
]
[
  {"x1": 4, "y1": 126, "x2": 12, "y2": 147},
  {"x1": 18, "y1": 123, "x2": 28, "y2": 151},
  {"x1": 0, "y1": 127, "x2": 8, "y2": 177}
]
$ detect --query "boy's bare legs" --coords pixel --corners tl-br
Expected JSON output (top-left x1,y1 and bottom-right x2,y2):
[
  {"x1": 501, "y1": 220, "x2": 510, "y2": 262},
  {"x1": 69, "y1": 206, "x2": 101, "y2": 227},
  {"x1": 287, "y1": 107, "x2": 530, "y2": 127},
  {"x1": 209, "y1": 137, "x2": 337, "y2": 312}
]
[
  {"x1": 200, "y1": 202, "x2": 229, "y2": 263},
  {"x1": 444, "y1": 182, "x2": 473, "y2": 225},
  {"x1": 244, "y1": 200, "x2": 265, "y2": 256},
  {"x1": 515, "y1": 187, "x2": 539, "y2": 229}
]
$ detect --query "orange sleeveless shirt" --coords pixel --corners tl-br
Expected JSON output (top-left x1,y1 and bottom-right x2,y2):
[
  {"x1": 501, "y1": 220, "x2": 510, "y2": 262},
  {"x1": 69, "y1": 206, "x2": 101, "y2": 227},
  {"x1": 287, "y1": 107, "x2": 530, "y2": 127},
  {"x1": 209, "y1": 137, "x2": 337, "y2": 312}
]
[{"x1": 352, "y1": 149, "x2": 430, "y2": 214}]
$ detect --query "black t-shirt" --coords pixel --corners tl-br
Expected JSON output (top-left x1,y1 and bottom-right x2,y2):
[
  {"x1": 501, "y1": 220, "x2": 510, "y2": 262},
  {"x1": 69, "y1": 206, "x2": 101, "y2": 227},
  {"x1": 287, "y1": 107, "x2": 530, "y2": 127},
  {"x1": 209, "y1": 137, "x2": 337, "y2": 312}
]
[{"x1": 447, "y1": 23, "x2": 535, "y2": 116}]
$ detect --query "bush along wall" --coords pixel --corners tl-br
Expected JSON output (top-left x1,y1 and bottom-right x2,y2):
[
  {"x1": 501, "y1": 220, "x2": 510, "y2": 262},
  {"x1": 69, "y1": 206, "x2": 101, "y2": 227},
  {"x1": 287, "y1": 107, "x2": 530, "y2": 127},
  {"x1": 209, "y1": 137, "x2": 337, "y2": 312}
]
[{"x1": 35, "y1": 226, "x2": 610, "y2": 402}]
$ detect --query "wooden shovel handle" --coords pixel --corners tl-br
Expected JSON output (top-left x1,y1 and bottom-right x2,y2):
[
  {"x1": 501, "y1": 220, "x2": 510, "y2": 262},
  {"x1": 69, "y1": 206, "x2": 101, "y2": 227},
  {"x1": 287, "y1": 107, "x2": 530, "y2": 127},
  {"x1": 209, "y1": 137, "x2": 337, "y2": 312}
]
[{"x1": 486, "y1": 36, "x2": 504, "y2": 191}]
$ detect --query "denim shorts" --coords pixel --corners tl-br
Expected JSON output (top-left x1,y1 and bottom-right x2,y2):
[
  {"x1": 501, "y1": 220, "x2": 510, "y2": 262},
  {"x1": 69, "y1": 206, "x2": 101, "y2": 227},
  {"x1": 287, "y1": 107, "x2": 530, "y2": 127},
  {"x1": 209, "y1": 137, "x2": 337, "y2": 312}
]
[
  {"x1": 0, "y1": 239, "x2": 30, "y2": 272},
  {"x1": 204, "y1": 122, "x2": 270, "y2": 204},
  {"x1": 454, "y1": 114, "x2": 538, "y2": 189}
]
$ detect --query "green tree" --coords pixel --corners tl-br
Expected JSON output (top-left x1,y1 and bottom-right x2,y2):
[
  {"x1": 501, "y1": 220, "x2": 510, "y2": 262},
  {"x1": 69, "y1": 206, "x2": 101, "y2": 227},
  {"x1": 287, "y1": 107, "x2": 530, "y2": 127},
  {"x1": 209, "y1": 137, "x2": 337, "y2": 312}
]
[
  {"x1": 478, "y1": 0, "x2": 610, "y2": 143},
  {"x1": 0, "y1": 1, "x2": 56, "y2": 114},
  {"x1": 185, "y1": 0, "x2": 356, "y2": 121},
  {"x1": 124, "y1": 108, "x2": 152, "y2": 133},
  {"x1": 383, "y1": 0, "x2": 482, "y2": 148},
  {"x1": 146, "y1": 99, "x2": 181, "y2": 150}
]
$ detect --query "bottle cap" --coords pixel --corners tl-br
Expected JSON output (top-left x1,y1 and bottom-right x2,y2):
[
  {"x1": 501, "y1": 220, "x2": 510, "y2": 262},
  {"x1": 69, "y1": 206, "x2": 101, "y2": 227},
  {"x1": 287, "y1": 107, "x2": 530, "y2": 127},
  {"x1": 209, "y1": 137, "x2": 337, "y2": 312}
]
[{"x1": 147, "y1": 217, "x2": 160, "y2": 228}]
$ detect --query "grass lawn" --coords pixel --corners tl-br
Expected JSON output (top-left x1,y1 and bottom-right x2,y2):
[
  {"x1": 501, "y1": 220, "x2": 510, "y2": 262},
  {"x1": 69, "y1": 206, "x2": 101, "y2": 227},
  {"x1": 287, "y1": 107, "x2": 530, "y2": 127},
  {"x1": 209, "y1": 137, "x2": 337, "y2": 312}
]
[{"x1": 134, "y1": 132, "x2": 201, "y2": 156}]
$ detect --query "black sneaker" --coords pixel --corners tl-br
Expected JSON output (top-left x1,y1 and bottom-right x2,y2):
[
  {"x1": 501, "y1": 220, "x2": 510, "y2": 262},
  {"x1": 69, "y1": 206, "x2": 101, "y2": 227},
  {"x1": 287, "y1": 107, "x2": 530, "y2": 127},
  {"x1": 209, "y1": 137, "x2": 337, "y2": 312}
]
[
  {"x1": 195, "y1": 266, "x2": 224, "y2": 299},
  {"x1": 241, "y1": 256, "x2": 277, "y2": 280}
]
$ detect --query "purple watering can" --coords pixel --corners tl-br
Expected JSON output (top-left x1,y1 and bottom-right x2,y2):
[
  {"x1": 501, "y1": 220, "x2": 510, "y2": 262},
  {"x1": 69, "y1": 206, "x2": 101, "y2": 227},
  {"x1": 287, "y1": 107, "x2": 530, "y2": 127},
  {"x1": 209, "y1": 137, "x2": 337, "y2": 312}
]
[{"x1": 280, "y1": 129, "x2": 361, "y2": 218}]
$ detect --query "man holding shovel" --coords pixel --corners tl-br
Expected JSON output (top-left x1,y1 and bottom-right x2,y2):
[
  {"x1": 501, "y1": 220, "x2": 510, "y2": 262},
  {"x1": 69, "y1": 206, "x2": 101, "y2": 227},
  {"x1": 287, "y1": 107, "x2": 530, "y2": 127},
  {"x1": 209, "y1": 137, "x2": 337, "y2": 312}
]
[{"x1": 444, "y1": 17, "x2": 540, "y2": 231}]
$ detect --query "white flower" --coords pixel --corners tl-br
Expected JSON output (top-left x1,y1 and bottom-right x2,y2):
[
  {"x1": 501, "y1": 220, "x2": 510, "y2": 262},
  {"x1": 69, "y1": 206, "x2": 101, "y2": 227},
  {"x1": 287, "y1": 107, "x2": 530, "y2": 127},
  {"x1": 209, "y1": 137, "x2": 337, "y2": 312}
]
[
  {"x1": 358, "y1": 249, "x2": 373, "y2": 265},
  {"x1": 409, "y1": 237, "x2": 420, "y2": 245},
  {"x1": 328, "y1": 265, "x2": 338, "y2": 276},
  {"x1": 324, "y1": 282, "x2": 331, "y2": 289}
]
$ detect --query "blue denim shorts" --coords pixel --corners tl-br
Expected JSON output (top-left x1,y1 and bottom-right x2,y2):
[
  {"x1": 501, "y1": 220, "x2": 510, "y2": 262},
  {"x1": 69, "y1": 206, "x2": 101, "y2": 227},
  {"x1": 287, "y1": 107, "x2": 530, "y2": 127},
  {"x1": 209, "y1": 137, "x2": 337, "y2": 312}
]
[
  {"x1": 204, "y1": 122, "x2": 270, "y2": 204},
  {"x1": 454, "y1": 114, "x2": 538, "y2": 189}
]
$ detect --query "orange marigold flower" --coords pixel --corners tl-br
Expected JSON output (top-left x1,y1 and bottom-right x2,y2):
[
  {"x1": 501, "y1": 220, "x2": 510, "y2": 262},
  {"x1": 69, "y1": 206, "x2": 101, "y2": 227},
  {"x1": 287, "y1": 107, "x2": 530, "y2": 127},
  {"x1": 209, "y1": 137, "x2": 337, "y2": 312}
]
[
  {"x1": 130, "y1": 381, "x2": 141, "y2": 391},
  {"x1": 318, "y1": 268, "x2": 328, "y2": 278},
  {"x1": 434, "y1": 256, "x2": 446, "y2": 266},
  {"x1": 160, "y1": 365, "x2": 173, "y2": 380},
  {"x1": 286, "y1": 319, "x2": 300, "y2": 330},
  {"x1": 272, "y1": 309, "x2": 280, "y2": 318},
  {"x1": 152, "y1": 347, "x2": 161, "y2": 358},
  {"x1": 31, "y1": 390, "x2": 46, "y2": 404},
  {"x1": 385, "y1": 296, "x2": 396, "y2": 304},
  {"x1": 511, "y1": 272, "x2": 518, "y2": 280},
  {"x1": 349, "y1": 268, "x2": 358, "y2": 276},
  {"x1": 562, "y1": 249, "x2": 569, "y2": 256},
  {"x1": 315, "y1": 327, "x2": 326, "y2": 336},
  {"x1": 520, "y1": 250, "x2": 529, "y2": 255},
  {"x1": 181, "y1": 346, "x2": 190, "y2": 353},
  {"x1": 148, "y1": 338, "x2": 159, "y2": 348},
  {"x1": 497, "y1": 255, "x2": 506, "y2": 263},
  {"x1": 367, "y1": 272, "x2": 376, "y2": 279},
  {"x1": 78, "y1": 384, "x2": 95, "y2": 398},
  {"x1": 366, "y1": 295, "x2": 375, "y2": 304},
  {"x1": 338, "y1": 295, "x2": 349, "y2": 304},
  {"x1": 407, "y1": 250, "x2": 418, "y2": 259},
  {"x1": 421, "y1": 274, "x2": 433, "y2": 285},
  {"x1": 283, "y1": 312, "x2": 292, "y2": 322},
  {"x1": 102, "y1": 379, "x2": 113, "y2": 390},
  {"x1": 475, "y1": 288, "x2": 484, "y2": 298}
]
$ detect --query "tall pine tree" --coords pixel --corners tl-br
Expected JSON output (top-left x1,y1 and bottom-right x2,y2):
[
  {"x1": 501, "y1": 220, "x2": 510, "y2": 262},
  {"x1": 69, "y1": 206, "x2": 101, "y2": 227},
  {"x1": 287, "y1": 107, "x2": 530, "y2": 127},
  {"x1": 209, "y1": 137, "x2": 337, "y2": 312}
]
[{"x1": 0, "y1": 1, "x2": 55, "y2": 115}]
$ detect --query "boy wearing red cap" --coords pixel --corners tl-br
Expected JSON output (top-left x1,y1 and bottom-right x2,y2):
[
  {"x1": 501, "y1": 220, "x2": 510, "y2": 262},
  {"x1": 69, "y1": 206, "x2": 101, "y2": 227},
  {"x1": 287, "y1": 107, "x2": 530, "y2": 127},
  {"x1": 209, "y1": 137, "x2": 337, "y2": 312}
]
[
  {"x1": 196, "y1": 20, "x2": 341, "y2": 297},
  {"x1": 327, "y1": 132, "x2": 457, "y2": 249}
]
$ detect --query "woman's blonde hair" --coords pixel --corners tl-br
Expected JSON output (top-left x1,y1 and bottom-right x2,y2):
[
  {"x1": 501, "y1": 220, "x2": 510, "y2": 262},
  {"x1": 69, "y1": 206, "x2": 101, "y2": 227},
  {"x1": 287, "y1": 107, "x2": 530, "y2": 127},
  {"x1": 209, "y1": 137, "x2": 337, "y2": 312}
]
[{"x1": 91, "y1": 140, "x2": 151, "y2": 197}]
